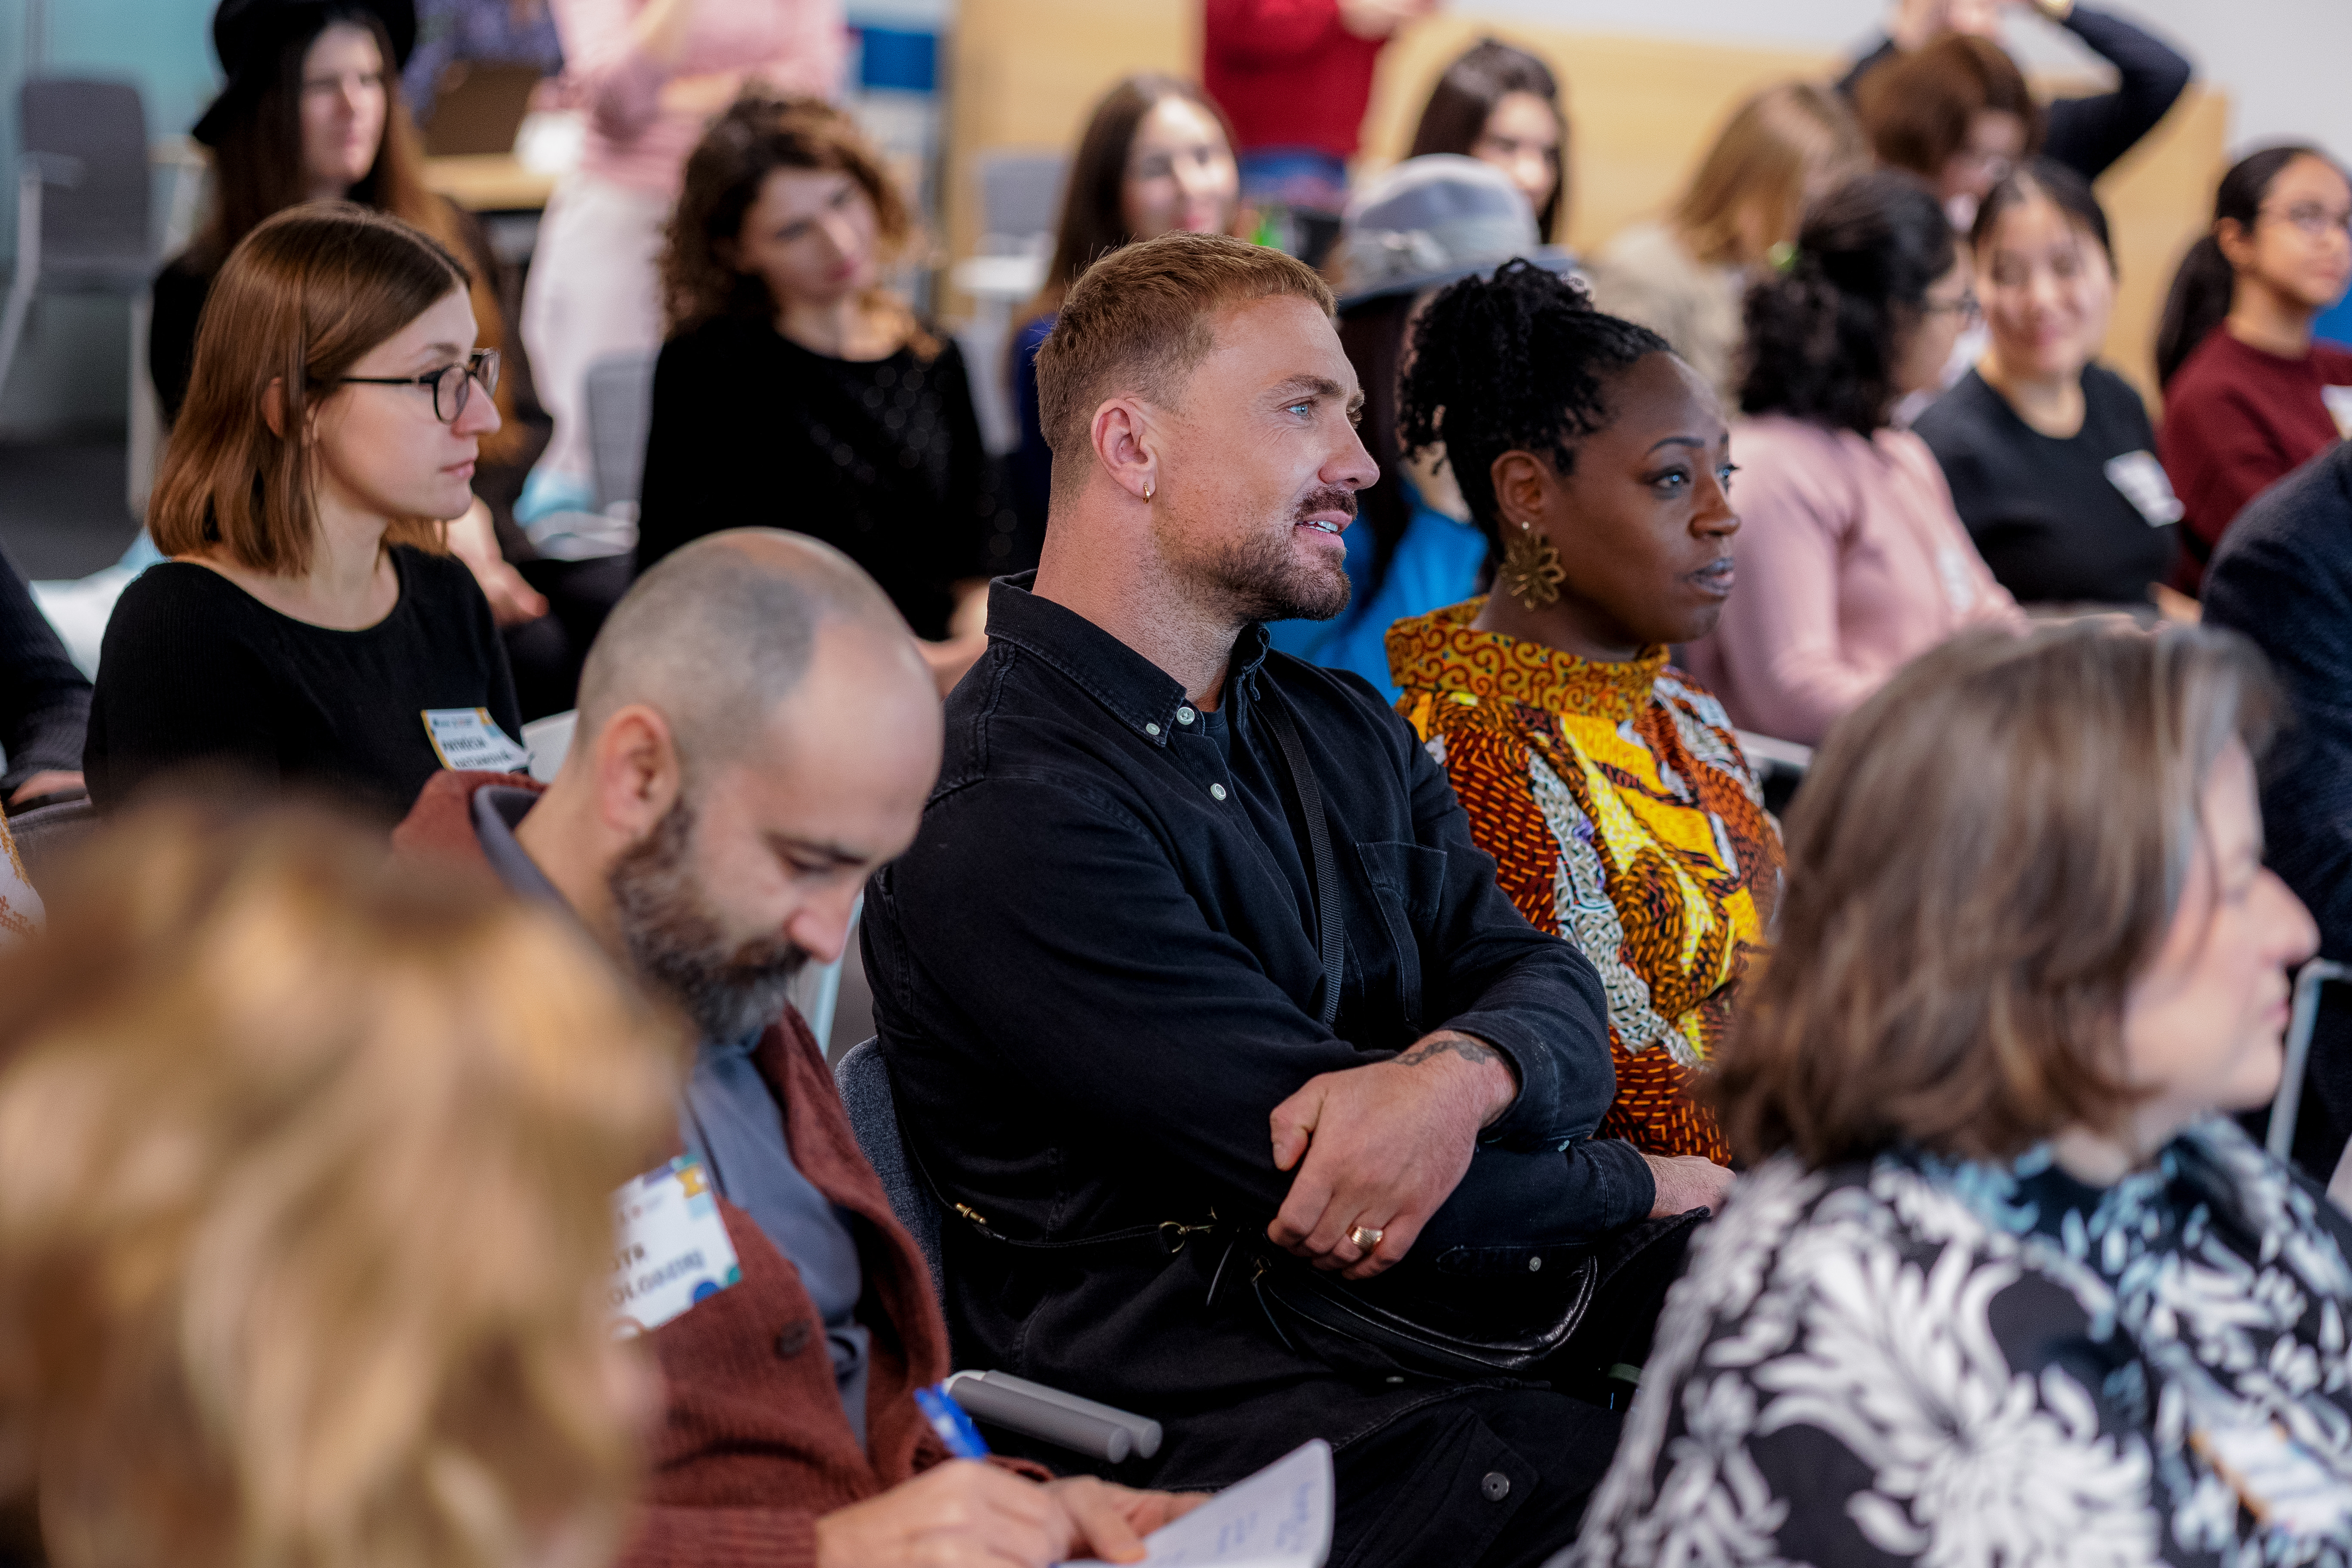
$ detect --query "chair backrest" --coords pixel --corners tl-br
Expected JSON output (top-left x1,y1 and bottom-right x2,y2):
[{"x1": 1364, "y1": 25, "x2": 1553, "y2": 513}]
[
  {"x1": 8, "y1": 797, "x2": 99, "y2": 888},
  {"x1": 832, "y1": 1037, "x2": 944, "y2": 1296},
  {"x1": 584, "y1": 349, "x2": 659, "y2": 511},
  {"x1": 20, "y1": 79, "x2": 150, "y2": 273},
  {"x1": 975, "y1": 151, "x2": 1067, "y2": 250}
]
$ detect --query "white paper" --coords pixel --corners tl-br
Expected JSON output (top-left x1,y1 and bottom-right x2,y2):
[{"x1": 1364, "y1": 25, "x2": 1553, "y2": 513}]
[{"x1": 1063, "y1": 1439, "x2": 1332, "y2": 1568}]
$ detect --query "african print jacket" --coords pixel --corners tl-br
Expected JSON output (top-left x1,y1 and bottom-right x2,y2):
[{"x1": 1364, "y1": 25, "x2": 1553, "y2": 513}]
[
  {"x1": 1569, "y1": 1120, "x2": 2352, "y2": 1567},
  {"x1": 1388, "y1": 601, "x2": 1781, "y2": 1161}
]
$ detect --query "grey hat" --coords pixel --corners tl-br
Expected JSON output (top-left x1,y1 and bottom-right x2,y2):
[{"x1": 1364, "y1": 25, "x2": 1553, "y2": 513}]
[{"x1": 1334, "y1": 154, "x2": 1569, "y2": 310}]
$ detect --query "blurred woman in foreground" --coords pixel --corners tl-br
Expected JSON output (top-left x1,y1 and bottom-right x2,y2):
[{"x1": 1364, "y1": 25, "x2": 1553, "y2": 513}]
[
  {"x1": 1574, "y1": 622, "x2": 2352, "y2": 1564},
  {"x1": 0, "y1": 805, "x2": 676, "y2": 1568}
]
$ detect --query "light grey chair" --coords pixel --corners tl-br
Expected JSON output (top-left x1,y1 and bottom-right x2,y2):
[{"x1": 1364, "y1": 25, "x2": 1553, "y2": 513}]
[
  {"x1": 584, "y1": 348, "x2": 660, "y2": 512},
  {"x1": 0, "y1": 79, "x2": 153, "y2": 407},
  {"x1": 974, "y1": 150, "x2": 1068, "y2": 253}
]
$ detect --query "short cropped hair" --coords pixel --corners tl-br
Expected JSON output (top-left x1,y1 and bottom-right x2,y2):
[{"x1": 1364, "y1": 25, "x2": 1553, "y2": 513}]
[
  {"x1": 0, "y1": 803, "x2": 677, "y2": 1568},
  {"x1": 1035, "y1": 232, "x2": 1335, "y2": 497},
  {"x1": 1713, "y1": 622, "x2": 2281, "y2": 1170}
]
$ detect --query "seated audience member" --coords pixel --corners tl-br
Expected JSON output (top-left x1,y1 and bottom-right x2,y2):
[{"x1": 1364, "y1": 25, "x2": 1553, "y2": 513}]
[
  {"x1": 1405, "y1": 39, "x2": 1567, "y2": 242},
  {"x1": 1387, "y1": 263, "x2": 1779, "y2": 1166},
  {"x1": 1585, "y1": 82, "x2": 1868, "y2": 408},
  {"x1": 0, "y1": 803, "x2": 677, "y2": 1568},
  {"x1": 1, "y1": 548, "x2": 90, "y2": 810},
  {"x1": 2202, "y1": 443, "x2": 2352, "y2": 1177},
  {"x1": 1685, "y1": 172, "x2": 2021, "y2": 745},
  {"x1": 1201, "y1": 0, "x2": 1435, "y2": 215},
  {"x1": 1915, "y1": 159, "x2": 2180, "y2": 609},
  {"x1": 636, "y1": 95, "x2": 1016, "y2": 695},
  {"x1": 394, "y1": 530, "x2": 1199, "y2": 1567},
  {"x1": 1266, "y1": 156, "x2": 1548, "y2": 696},
  {"x1": 158, "y1": 0, "x2": 554, "y2": 650},
  {"x1": 864, "y1": 233, "x2": 1733, "y2": 1568},
  {"x1": 89, "y1": 205, "x2": 522, "y2": 820},
  {"x1": 1842, "y1": 0, "x2": 2190, "y2": 192},
  {"x1": 1010, "y1": 75, "x2": 1242, "y2": 545},
  {"x1": 1571, "y1": 621, "x2": 2350, "y2": 1564},
  {"x1": 2157, "y1": 145, "x2": 2352, "y2": 593}
]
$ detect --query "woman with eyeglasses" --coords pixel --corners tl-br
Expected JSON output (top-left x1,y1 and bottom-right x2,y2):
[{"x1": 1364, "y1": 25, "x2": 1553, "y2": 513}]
[
  {"x1": 87, "y1": 205, "x2": 522, "y2": 821},
  {"x1": 2156, "y1": 146, "x2": 2352, "y2": 594},
  {"x1": 1684, "y1": 171, "x2": 2021, "y2": 746}
]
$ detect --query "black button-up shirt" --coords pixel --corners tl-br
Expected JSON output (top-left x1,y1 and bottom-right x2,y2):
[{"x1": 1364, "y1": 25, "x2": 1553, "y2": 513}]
[{"x1": 863, "y1": 576, "x2": 1650, "y2": 1488}]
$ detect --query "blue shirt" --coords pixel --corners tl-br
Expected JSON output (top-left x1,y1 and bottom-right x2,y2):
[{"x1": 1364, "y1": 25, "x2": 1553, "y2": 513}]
[
  {"x1": 469, "y1": 787, "x2": 874, "y2": 1445},
  {"x1": 1264, "y1": 484, "x2": 1488, "y2": 702}
]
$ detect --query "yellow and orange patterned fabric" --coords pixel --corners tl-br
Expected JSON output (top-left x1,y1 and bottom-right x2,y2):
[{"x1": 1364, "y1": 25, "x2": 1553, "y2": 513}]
[
  {"x1": 1388, "y1": 601, "x2": 1780, "y2": 1161},
  {"x1": 0, "y1": 812, "x2": 41, "y2": 944}
]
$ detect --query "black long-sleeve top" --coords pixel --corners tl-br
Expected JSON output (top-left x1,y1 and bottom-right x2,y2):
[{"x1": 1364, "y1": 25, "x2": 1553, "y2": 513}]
[
  {"x1": 0, "y1": 548, "x2": 91, "y2": 797},
  {"x1": 1841, "y1": 4, "x2": 2193, "y2": 182},
  {"x1": 634, "y1": 317, "x2": 1025, "y2": 639},
  {"x1": 862, "y1": 577, "x2": 1648, "y2": 1491}
]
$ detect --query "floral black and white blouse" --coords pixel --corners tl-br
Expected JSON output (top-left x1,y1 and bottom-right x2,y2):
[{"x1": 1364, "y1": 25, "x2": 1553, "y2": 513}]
[{"x1": 1568, "y1": 1119, "x2": 2352, "y2": 1566}]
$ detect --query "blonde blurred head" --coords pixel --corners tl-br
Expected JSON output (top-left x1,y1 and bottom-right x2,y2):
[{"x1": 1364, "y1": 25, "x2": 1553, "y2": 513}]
[{"x1": 0, "y1": 804, "x2": 678, "y2": 1568}]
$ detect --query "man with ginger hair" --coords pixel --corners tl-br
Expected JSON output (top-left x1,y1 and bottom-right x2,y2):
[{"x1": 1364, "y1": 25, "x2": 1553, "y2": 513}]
[
  {"x1": 395, "y1": 529, "x2": 1198, "y2": 1568},
  {"x1": 863, "y1": 233, "x2": 1730, "y2": 1566}
]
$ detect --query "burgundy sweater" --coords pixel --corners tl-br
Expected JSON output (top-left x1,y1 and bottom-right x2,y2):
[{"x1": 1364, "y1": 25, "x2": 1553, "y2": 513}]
[
  {"x1": 395, "y1": 772, "x2": 1032, "y2": 1568},
  {"x1": 2158, "y1": 328, "x2": 2352, "y2": 592},
  {"x1": 1202, "y1": 0, "x2": 1387, "y2": 159}
]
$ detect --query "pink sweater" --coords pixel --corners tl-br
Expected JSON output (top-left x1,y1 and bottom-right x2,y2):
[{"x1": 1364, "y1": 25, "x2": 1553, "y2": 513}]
[
  {"x1": 1687, "y1": 414, "x2": 2022, "y2": 745},
  {"x1": 552, "y1": 0, "x2": 846, "y2": 198}
]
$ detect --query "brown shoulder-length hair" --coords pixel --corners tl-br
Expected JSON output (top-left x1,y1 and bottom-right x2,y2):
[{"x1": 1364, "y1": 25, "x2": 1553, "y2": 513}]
[
  {"x1": 150, "y1": 203, "x2": 473, "y2": 576},
  {"x1": 193, "y1": 3, "x2": 515, "y2": 453},
  {"x1": 1856, "y1": 34, "x2": 2045, "y2": 182},
  {"x1": 1022, "y1": 73, "x2": 1240, "y2": 327},
  {"x1": 1407, "y1": 38, "x2": 1568, "y2": 240},
  {"x1": 1713, "y1": 622, "x2": 2282, "y2": 1170},
  {"x1": 661, "y1": 92, "x2": 928, "y2": 351},
  {"x1": 1672, "y1": 82, "x2": 1868, "y2": 270}
]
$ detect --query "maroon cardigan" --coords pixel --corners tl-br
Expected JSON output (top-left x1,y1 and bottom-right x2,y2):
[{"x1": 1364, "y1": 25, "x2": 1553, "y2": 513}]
[{"x1": 396, "y1": 772, "x2": 1017, "y2": 1567}]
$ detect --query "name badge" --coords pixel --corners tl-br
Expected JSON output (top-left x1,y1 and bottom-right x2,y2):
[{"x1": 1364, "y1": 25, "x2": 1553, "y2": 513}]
[
  {"x1": 609, "y1": 1155, "x2": 742, "y2": 1337},
  {"x1": 2104, "y1": 450, "x2": 2184, "y2": 527},
  {"x1": 2324, "y1": 385, "x2": 2352, "y2": 441},
  {"x1": 421, "y1": 707, "x2": 532, "y2": 773}
]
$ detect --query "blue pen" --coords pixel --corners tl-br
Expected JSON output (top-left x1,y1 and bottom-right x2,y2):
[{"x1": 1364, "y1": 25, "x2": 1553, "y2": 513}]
[{"x1": 914, "y1": 1382, "x2": 992, "y2": 1460}]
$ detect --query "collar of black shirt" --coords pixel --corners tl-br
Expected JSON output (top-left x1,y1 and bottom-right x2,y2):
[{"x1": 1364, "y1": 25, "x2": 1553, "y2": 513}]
[{"x1": 982, "y1": 572, "x2": 1275, "y2": 749}]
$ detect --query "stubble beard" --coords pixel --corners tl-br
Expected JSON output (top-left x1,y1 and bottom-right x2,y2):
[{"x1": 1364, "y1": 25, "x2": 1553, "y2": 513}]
[{"x1": 1158, "y1": 487, "x2": 1356, "y2": 625}]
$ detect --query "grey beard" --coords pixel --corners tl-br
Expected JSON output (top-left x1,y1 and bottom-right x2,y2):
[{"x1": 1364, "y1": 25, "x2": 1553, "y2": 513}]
[{"x1": 609, "y1": 796, "x2": 810, "y2": 1042}]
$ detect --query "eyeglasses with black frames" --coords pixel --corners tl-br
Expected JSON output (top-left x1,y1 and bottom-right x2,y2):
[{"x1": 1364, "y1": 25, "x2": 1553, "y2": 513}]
[{"x1": 330, "y1": 348, "x2": 501, "y2": 423}]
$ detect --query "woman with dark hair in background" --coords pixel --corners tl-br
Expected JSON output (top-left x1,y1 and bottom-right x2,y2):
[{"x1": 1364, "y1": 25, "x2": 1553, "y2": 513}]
[
  {"x1": 1007, "y1": 74, "x2": 1239, "y2": 545},
  {"x1": 1914, "y1": 158, "x2": 2182, "y2": 609},
  {"x1": 1387, "y1": 260, "x2": 1777, "y2": 1170},
  {"x1": 2157, "y1": 145, "x2": 2352, "y2": 593},
  {"x1": 1854, "y1": 34, "x2": 2040, "y2": 233},
  {"x1": 1406, "y1": 37, "x2": 1568, "y2": 242},
  {"x1": 1685, "y1": 171, "x2": 2020, "y2": 744},
  {"x1": 636, "y1": 95, "x2": 1014, "y2": 694},
  {"x1": 1586, "y1": 81, "x2": 1868, "y2": 407}
]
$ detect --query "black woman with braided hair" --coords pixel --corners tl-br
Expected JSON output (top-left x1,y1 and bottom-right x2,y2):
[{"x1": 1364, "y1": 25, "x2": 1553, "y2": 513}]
[{"x1": 1387, "y1": 258, "x2": 1780, "y2": 1171}]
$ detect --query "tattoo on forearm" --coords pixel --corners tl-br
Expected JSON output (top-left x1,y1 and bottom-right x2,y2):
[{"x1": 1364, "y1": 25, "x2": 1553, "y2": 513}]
[{"x1": 1393, "y1": 1032, "x2": 1500, "y2": 1070}]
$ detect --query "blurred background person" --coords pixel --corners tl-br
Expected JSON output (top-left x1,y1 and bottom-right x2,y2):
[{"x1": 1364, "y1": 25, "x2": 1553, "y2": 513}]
[
  {"x1": 90, "y1": 206, "x2": 521, "y2": 820},
  {"x1": 1387, "y1": 262, "x2": 1778, "y2": 1166},
  {"x1": 1405, "y1": 37, "x2": 1567, "y2": 242},
  {"x1": 1687, "y1": 171, "x2": 2021, "y2": 745},
  {"x1": 2157, "y1": 144, "x2": 2352, "y2": 594},
  {"x1": 636, "y1": 96, "x2": 1011, "y2": 695},
  {"x1": 1008, "y1": 74, "x2": 1241, "y2": 548},
  {"x1": 0, "y1": 802, "x2": 676, "y2": 1568},
  {"x1": 1577, "y1": 622, "x2": 2342, "y2": 1565},
  {"x1": 520, "y1": 0, "x2": 844, "y2": 531},
  {"x1": 1585, "y1": 82, "x2": 1869, "y2": 407},
  {"x1": 0, "y1": 548, "x2": 89, "y2": 812},
  {"x1": 1264, "y1": 155, "x2": 1550, "y2": 695},
  {"x1": 1914, "y1": 159, "x2": 2180, "y2": 611},
  {"x1": 403, "y1": 0, "x2": 564, "y2": 122}
]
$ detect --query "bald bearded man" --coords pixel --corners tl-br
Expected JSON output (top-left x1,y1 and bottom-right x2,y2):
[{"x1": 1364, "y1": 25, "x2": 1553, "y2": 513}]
[{"x1": 394, "y1": 530, "x2": 1199, "y2": 1568}]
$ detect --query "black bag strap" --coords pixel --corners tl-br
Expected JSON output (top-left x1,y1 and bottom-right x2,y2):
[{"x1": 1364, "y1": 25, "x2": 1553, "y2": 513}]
[{"x1": 1259, "y1": 685, "x2": 1344, "y2": 1032}]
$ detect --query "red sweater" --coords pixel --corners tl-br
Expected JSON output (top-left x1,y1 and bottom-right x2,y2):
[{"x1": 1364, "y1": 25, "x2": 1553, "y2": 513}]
[
  {"x1": 2159, "y1": 328, "x2": 2352, "y2": 592},
  {"x1": 1202, "y1": 0, "x2": 1387, "y2": 159},
  {"x1": 394, "y1": 772, "x2": 1040, "y2": 1568}
]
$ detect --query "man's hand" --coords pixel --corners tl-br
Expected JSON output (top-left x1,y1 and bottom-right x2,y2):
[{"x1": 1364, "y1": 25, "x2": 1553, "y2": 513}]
[
  {"x1": 1267, "y1": 1031, "x2": 1517, "y2": 1280},
  {"x1": 443, "y1": 498, "x2": 548, "y2": 628},
  {"x1": 8, "y1": 769, "x2": 83, "y2": 807},
  {"x1": 1642, "y1": 1153, "x2": 1734, "y2": 1219},
  {"x1": 1337, "y1": 0, "x2": 1440, "y2": 42},
  {"x1": 813, "y1": 1462, "x2": 1206, "y2": 1568}
]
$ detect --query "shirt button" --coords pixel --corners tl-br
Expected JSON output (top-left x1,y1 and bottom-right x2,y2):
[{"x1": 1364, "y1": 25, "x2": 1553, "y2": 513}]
[
  {"x1": 1177, "y1": 706, "x2": 1196, "y2": 724},
  {"x1": 1528, "y1": 1255, "x2": 1544, "y2": 1272},
  {"x1": 1210, "y1": 783, "x2": 1228, "y2": 801},
  {"x1": 1481, "y1": 1472, "x2": 1511, "y2": 1503},
  {"x1": 775, "y1": 1322, "x2": 811, "y2": 1358},
  {"x1": 1145, "y1": 722, "x2": 1161, "y2": 737}
]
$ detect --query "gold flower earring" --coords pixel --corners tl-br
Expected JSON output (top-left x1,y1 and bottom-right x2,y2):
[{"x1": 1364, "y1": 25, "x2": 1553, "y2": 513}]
[{"x1": 1498, "y1": 521, "x2": 1565, "y2": 611}]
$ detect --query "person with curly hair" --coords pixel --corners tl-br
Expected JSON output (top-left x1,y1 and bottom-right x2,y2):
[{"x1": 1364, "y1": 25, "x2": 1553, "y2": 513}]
[
  {"x1": 1384, "y1": 260, "x2": 1777, "y2": 1165},
  {"x1": 635, "y1": 95, "x2": 1015, "y2": 695},
  {"x1": 1684, "y1": 170, "x2": 2021, "y2": 745}
]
